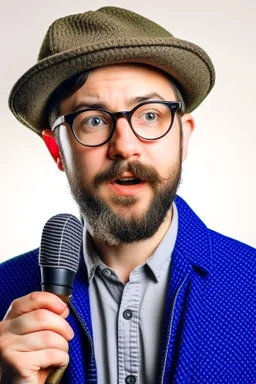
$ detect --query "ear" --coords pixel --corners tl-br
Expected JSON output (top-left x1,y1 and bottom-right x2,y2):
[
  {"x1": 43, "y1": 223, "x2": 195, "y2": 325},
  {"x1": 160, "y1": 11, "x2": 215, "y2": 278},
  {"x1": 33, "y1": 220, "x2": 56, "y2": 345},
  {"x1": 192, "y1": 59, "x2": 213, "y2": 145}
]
[
  {"x1": 42, "y1": 129, "x2": 64, "y2": 172},
  {"x1": 180, "y1": 113, "x2": 195, "y2": 161}
]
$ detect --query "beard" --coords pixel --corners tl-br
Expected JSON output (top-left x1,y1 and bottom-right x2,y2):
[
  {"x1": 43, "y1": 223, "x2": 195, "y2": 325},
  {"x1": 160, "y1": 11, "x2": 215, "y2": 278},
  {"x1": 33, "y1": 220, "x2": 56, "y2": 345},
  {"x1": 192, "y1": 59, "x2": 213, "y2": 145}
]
[{"x1": 63, "y1": 151, "x2": 182, "y2": 246}]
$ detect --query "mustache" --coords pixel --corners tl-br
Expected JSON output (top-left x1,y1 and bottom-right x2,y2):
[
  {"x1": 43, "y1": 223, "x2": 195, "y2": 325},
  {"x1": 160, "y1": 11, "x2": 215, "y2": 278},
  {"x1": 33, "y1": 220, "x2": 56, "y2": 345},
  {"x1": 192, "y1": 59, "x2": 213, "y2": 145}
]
[{"x1": 94, "y1": 160, "x2": 163, "y2": 189}]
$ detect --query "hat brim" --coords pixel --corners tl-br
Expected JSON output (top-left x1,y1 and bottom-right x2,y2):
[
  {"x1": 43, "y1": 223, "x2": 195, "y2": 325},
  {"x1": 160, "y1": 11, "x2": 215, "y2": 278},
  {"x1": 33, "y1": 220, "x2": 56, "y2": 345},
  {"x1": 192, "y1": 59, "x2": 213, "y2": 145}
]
[{"x1": 9, "y1": 37, "x2": 215, "y2": 135}]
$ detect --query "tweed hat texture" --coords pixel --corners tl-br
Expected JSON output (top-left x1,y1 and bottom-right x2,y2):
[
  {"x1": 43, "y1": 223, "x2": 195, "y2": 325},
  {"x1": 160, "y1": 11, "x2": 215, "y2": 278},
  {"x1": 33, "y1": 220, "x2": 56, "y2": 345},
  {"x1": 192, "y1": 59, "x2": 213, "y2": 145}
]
[{"x1": 9, "y1": 6, "x2": 215, "y2": 136}]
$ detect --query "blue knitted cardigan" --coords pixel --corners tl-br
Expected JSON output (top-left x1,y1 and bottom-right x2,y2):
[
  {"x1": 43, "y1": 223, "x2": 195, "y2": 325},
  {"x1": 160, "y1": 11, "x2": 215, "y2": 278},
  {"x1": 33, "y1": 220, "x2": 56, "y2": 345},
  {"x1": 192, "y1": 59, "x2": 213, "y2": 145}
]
[{"x1": 1, "y1": 196, "x2": 256, "y2": 383}]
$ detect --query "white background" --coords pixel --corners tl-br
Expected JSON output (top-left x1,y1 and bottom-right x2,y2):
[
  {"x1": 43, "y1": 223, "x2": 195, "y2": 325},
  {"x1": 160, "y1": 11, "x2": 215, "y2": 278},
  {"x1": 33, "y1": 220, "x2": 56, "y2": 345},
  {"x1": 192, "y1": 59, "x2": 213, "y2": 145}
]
[{"x1": 1, "y1": 0, "x2": 255, "y2": 262}]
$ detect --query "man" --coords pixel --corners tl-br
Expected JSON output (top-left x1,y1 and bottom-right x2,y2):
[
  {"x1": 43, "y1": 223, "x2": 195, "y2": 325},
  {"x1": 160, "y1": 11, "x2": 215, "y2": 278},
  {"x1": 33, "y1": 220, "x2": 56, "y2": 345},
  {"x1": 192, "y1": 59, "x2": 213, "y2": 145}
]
[{"x1": 0, "y1": 6, "x2": 255, "y2": 384}]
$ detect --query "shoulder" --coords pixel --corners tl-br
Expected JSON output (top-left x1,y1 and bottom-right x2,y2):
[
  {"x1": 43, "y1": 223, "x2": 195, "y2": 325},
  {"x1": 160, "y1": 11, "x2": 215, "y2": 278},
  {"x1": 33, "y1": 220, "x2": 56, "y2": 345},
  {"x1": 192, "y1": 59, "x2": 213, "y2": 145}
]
[
  {"x1": 209, "y1": 228, "x2": 255, "y2": 256},
  {"x1": 207, "y1": 229, "x2": 256, "y2": 282},
  {"x1": 0, "y1": 249, "x2": 41, "y2": 320},
  {"x1": 1, "y1": 248, "x2": 39, "y2": 270},
  {"x1": 174, "y1": 195, "x2": 256, "y2": 272},
  {"x1": 175, "y1": 195, "x2": 255, "y2": 252}
]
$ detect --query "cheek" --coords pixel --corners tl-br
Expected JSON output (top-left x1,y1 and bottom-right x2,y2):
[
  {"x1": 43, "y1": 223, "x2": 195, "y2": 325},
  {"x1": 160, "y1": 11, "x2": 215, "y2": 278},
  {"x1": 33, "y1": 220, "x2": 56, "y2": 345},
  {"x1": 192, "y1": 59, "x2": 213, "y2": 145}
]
[
  {"x1": 58, "y1": 126, "x2": 78, "y2": 168},
  {"x1": 59, "y1": 127, "x2": 108, "y2": 182},
  {"x1": 81, "y1": 148, "x2": 107, "y2": 182},
  {"x1": 145, "y1": 130, "x2": 181, "y2": 175}
]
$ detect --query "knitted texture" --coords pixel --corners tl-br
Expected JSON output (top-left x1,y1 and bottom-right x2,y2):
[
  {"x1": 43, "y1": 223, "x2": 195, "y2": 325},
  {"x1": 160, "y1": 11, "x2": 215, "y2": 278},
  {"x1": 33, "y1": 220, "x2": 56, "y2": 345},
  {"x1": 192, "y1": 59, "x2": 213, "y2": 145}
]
[
  {"x1": 8, "y1": 6, "x2": 215, "y2": 135},
  {"x1": 1, "y1": 196, "x2": 255, "y2": 383}
]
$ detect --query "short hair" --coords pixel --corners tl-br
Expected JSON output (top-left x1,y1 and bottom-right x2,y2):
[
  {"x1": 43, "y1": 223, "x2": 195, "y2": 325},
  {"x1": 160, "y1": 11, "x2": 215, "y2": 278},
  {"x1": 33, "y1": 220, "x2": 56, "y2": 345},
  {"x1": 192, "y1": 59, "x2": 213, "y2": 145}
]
[
  {"x1": 47, "y1": 66, "x2": 185, "y2": 128},
  {"x1": 47, "y1": 71, "x2": 91, "y2": 127}
]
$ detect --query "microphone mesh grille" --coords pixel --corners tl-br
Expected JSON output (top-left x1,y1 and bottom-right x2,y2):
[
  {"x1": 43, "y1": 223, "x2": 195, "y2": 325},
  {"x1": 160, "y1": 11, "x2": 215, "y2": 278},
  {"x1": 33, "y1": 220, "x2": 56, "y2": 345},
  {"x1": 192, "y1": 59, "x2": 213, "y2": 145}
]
[{"x1": 39, "y1": 214, "x2": 83, "y2": 272}]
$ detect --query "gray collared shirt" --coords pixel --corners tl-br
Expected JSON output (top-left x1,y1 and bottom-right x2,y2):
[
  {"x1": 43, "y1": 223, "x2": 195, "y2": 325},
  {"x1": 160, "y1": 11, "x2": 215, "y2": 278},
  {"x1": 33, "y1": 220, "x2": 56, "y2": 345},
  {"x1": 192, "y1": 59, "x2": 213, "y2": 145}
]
[{"x1": 83, "y1": 203, "x2": 178, "y2": 384}]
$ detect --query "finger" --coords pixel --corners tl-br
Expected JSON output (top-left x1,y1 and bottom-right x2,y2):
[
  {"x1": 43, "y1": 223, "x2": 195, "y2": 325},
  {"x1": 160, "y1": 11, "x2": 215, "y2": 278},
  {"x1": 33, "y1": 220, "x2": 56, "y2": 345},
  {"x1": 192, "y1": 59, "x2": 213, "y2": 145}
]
[
  {"x1": 4, "y1": 331, "x2": 70, "y2": 353},
  {"x1": 3, "y1": 309, "x2": 74, "y2": 340},
  {"x1": 2, "y1": 348, "x2": 70, "y2": 380},
  {"x1": 22, "y1": 331, "x2": 70, "y2": 352},
  {"x1": 30, "y1": 348, "x2": 70, "y2": 369},
  {"x1": 4, "y1": 292, "x2": 68, "y2": 320}
]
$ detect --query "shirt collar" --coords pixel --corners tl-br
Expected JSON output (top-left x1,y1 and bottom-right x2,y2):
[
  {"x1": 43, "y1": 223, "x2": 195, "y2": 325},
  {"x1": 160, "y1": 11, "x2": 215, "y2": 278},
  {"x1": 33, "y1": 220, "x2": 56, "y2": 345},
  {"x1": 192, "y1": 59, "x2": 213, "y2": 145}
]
[
  {"x1": 145, "y1": 202, "x2": 178, "y2": 282},
  {"x1": 83, "y1": 231, "x2": 101, "y2": 283}
]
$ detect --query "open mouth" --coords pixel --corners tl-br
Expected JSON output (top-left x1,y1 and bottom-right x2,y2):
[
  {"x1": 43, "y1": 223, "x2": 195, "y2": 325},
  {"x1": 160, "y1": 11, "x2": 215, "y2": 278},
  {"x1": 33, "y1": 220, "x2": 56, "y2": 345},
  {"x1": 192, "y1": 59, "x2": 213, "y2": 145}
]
[{"x1": 115, "y1": 177, "x2": 142, "y2": 186}]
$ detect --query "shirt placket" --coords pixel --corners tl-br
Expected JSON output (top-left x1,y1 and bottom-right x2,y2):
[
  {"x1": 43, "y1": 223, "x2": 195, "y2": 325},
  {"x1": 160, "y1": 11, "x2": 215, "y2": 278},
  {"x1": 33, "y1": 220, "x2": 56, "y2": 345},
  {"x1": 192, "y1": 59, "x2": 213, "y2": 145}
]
[{"x1": 117, "y1": 271, "x2": 142, "y2": 384}]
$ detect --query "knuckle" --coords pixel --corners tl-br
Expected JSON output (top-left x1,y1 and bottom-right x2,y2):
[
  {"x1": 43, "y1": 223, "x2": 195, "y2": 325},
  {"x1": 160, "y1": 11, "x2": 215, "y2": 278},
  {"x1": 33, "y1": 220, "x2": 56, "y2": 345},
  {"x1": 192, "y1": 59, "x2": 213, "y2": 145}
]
[
  {"x1": 44, "y1": 348, "x2": 70, "y2": 366},
  {"x1": 41, "y1": 331, "x2": 69, "y2": 352},
  {"x1": 29, "y1": 291, "x2": 41, "y2": 302},
  {"x1": 41, "y1": 330, "x2": 53, "y2": 346},
  {"x1": 44, "y1": 348, "x2": 55, "y2": 361},
  {"x1": 33, "y1": 308, "x2": 47, "y2": 323},
  {"x1": 10, "y1": 297, "x2": 20, "y2": 311}
]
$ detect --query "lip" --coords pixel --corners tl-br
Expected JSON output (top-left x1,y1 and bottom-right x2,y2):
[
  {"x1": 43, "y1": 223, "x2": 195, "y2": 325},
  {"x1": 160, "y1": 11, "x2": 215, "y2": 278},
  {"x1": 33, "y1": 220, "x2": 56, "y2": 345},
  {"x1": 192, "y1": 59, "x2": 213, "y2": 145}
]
[
  {"x1": 110, "y1": 172, "x2": 140, "y2": 183},
  {"x1": 109, "y1": 180, "x2": 147, "y2": 196}
]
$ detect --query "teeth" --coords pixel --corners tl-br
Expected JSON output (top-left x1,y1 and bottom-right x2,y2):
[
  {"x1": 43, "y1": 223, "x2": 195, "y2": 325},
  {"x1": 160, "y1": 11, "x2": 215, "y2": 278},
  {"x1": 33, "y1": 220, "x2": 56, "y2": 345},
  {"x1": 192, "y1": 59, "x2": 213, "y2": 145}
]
[
  {"x1": 115, "y1": 177, "x2": 141, "y2": 185},
  {"x1": 117, "y1": 177, "x2": 136, "y2": 181}
]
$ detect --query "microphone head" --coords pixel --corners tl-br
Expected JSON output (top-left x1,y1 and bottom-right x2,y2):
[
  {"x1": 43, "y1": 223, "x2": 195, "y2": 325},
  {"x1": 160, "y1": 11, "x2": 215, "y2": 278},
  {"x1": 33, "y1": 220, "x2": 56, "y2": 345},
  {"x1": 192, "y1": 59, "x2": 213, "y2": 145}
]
[{"x1": 39, "y1": 213, "x2": 83, "y2": 295}]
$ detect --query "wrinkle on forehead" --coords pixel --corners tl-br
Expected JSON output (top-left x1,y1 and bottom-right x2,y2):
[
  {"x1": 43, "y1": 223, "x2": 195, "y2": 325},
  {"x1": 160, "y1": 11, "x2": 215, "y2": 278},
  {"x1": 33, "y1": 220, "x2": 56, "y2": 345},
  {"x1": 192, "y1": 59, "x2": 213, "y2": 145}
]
[{"x1": 60, "y1": 64, "x2": 177, "y2": 115}]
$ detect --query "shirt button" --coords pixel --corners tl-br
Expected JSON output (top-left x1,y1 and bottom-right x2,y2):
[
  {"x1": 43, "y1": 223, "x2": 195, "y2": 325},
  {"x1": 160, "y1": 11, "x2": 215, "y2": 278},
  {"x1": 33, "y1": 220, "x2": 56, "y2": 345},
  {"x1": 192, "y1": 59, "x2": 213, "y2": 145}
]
[
  {"x1": 123, "y1": 309, "x2": 133, "y2": 320},
  {"x1": 102, "y1": 268, "x2": 111, "y2": 277},
  {"x1": 125, "y1": 375, "x2": 136, "y2": 384}
]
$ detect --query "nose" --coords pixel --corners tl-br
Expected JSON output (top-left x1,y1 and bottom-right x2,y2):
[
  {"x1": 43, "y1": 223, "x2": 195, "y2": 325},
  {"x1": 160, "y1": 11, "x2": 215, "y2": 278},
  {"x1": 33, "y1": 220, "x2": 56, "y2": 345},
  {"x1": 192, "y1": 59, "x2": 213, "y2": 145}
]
[{"x1": 107, "y1": 117, "x2": 143, "y2": 161}]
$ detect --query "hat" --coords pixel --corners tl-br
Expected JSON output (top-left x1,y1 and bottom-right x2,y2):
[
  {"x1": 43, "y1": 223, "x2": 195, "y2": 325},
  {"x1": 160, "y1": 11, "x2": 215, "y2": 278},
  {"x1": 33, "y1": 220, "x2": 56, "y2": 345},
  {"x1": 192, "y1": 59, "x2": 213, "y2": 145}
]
[{"x1": 9, "y1": 6, "x2": 215, "y2": 136}]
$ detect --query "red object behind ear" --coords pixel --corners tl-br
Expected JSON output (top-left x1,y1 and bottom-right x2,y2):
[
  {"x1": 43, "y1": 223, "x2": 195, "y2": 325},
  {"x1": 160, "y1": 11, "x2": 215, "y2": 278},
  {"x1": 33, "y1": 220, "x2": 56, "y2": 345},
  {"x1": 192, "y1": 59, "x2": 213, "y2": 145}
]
[{"x1": 42, "y1": 130, "x2": 64, "y2": 171}]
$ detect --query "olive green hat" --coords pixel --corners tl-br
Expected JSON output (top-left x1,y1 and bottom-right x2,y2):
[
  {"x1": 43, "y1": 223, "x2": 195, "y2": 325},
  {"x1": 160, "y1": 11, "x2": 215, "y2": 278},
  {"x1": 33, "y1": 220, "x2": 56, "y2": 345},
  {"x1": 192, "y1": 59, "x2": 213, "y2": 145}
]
[{"x1": 9, "y1": 6, "x2": 215, "y2": 136}]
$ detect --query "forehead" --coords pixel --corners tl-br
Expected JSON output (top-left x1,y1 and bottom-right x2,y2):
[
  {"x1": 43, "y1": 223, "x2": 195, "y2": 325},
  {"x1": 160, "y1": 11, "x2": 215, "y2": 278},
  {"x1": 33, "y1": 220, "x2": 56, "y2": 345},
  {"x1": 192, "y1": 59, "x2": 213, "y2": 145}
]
[
  {"x1": 88, "y1": 64, "x2": 174, "y2": 95},
  {"x1": 59, "y1": 64, "x2": 177, "y2": 114},
  {"x1": 88, "y1": 63, "x2": 172, "y2": 83}
]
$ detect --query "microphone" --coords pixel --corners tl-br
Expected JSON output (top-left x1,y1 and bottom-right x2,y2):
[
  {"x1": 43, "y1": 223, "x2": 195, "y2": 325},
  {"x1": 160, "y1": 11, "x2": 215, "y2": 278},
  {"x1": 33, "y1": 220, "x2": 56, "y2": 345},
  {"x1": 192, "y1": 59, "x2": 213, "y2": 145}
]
[{"x1": 39, "y1": 213, "x2": 83, "y2": 384}]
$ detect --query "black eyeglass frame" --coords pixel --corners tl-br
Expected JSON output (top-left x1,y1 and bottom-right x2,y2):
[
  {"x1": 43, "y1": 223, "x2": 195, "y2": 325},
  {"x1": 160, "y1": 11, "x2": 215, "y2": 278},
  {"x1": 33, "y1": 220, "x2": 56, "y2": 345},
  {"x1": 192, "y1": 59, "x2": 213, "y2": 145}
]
[{"x1": 51, "y1": 100, "x2": 182, "y2": 148}]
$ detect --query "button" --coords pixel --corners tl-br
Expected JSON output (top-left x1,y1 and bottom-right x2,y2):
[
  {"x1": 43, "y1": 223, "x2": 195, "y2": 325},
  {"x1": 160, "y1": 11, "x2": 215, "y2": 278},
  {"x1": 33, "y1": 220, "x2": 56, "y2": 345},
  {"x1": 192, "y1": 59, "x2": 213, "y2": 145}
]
[
  {"x1": 125, "y1": 375, "x2": 136, "y2": 384},
  {"x1": 102, "y1": 268, "x2": 111, "y2": 277},
  {"x1": 123, "y1": 309, "x2": 133, "y2": 320}
]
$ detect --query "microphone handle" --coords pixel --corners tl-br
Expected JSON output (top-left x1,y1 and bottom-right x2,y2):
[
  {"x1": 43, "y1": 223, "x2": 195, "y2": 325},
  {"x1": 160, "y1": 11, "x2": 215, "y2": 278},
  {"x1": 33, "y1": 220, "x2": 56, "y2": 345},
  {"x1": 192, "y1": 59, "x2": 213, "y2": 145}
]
[
  {"x1": 44, "y1": 293, "x2": 70, "y2": 384},
  {"x1": 45, "y1": 367, "x2": 67, "y2": 384}
]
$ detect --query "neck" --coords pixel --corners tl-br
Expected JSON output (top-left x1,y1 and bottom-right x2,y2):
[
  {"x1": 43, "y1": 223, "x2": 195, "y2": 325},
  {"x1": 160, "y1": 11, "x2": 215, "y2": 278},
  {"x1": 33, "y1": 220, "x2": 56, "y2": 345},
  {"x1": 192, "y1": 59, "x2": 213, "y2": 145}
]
[{"x1": 91, "y1": 207, "x2": 173, "y2": 283}]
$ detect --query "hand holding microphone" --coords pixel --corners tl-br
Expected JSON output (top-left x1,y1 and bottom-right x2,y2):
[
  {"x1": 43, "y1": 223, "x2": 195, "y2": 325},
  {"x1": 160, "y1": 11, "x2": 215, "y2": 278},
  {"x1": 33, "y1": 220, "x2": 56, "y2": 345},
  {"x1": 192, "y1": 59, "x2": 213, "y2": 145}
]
[
  {"x1": 0, "y1": 214, "x2": 82, "y2": 384},
  {"x1": 39, "y1": 214, "x2": 82, "y2": 383}
]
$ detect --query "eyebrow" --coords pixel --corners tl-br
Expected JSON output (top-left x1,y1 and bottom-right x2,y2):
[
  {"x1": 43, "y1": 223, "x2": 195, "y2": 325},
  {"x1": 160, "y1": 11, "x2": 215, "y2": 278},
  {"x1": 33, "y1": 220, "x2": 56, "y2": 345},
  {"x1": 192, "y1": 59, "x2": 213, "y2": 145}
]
[
  {"x1": 130, "y1": 92, "x2": 166, "y2": 105},
  {"x1": 72, "y1": 92, "x2": 166, "y2": 113}
]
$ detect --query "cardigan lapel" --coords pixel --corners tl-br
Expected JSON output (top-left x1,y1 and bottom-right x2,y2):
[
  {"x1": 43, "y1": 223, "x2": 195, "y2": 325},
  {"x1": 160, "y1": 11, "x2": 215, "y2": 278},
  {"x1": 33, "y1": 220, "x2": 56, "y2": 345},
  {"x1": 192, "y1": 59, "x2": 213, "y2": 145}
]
[
  {"x1": 67, "y1": 256, "x2": 97, "y2": 383},
  {"x1": 160, "y1": 196, "x2": 212, "y2": 383}
]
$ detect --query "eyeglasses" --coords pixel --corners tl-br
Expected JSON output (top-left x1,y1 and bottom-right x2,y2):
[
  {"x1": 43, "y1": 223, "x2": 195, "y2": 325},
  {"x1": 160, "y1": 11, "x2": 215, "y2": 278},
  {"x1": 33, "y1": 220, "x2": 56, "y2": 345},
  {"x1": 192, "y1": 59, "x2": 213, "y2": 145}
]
[{"x1": 51, "y1": 100, "x2": 182, "y2": 147}]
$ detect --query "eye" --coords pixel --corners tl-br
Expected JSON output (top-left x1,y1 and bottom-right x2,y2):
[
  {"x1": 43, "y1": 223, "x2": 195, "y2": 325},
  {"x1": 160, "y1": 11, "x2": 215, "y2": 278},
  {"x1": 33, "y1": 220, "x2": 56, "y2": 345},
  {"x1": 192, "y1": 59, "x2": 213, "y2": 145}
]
[
  {"x1": 137, "y1": 109, "x2": 159, "y2": 124},
  {"x1": 74, "y1": 111, "x2": 112, "y2": 135},
  {"x1": 85, "y1": 116, "x2": 106, "y2": 127},
  {"x1": 75, "y1": 112, "x2": 111, "y2": 131},
  {"x1": 144, "y1": 112, "x2": 157, "y2": 121}
]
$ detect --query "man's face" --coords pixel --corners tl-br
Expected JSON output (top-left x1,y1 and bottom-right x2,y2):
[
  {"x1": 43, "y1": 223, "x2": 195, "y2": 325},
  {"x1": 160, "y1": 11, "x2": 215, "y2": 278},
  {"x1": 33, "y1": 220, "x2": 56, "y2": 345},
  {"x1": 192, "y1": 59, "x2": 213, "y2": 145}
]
[{"x1": 54, "y1": 64, "x2": 193, "y2": 245}]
